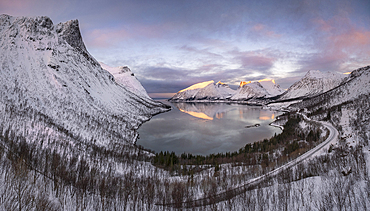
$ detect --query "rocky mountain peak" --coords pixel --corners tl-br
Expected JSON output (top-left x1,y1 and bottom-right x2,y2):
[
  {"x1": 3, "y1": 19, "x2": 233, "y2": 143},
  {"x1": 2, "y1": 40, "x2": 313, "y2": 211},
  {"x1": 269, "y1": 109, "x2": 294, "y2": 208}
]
[{"x1": 56, "y1": 19, "x2": 87, "y2": 53}]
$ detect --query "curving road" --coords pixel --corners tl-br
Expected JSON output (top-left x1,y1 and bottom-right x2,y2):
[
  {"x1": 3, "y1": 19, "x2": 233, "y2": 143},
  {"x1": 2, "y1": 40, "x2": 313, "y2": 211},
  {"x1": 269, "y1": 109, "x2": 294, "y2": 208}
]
[{"x1": 159, "y1": 113, "x2": 339, "y2": 209}]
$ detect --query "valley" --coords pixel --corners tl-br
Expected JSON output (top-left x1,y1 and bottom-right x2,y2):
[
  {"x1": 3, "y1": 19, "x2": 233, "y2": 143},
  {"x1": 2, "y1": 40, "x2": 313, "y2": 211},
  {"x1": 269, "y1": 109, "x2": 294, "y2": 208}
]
[{"x1": 0, "y1": 14, "x2": 369, "y2": 210}]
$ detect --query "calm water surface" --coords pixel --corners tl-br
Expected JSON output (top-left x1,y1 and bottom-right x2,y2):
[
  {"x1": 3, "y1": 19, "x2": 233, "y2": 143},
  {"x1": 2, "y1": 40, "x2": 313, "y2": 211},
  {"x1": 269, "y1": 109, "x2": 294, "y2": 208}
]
[{"x1": 137, "y1": 100, "x2": 283, "y2": 155}]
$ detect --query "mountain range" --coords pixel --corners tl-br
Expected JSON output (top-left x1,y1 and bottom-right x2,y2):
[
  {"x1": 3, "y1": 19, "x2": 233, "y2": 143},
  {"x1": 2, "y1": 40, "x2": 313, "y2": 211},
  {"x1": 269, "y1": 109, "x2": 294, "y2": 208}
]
[
  {"x1": 169, "y1": 80, "x2": 236, "y2": 102},
  {"x1": 169, "y1": 70, "x2": 348, "y2": 103}
]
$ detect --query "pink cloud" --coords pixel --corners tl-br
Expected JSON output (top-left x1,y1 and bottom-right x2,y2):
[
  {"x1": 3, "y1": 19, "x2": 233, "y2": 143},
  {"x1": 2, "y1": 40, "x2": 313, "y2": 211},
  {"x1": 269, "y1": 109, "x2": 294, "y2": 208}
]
[
  {"x1": 0, "y1": 0, "x2": 69, "y2": 20},
  {"x1": 303, "y1": 16, "x2": 370, "y2": 72},
  {"x1": 85, "y1": 22, "x2": 179, "y2": 48},
  {"x1": 314, "y1": 18, "x2": 333, "y2": 32},
  {"x1": 253, "y1": 24, "x2": 265, "y2": 31},
  {"x1": 240, "y1": 55, "x2": 275, "y2": 68},
  {"x1": 251, "y1": 23, "x2": 281, "y2": 38},
  {"x1": 315, "y1": 17, "x2": 370, "y2": 53},
  {"x1": 331, "y1": 30, "x2": 370, "y2": 51},
  {"x1": 85, "y1": 28, "x2": 131, "y2": 48},
  {"x1": 0, "y1": 0, "x2": 27, "y2": 8}
]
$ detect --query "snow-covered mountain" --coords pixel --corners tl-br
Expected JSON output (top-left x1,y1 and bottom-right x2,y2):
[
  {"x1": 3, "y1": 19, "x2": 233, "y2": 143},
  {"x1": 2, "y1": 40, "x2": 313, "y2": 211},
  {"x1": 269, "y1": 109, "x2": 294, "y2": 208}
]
[
  {"x1": 278, "y1": 70, "x2": 347, "y2": 100},
  {"x1": 294, "y1": 66, "x2": 370, "y2": 110},
  {"x1": 230, "y1": 79, "x2": 284, "y2": 100},
  {"x1": 99, "y1": 62, "x2": 151, "y2": 99},
  {"x1": 169, "y1": 80, "x2": 236, "y2": 102},
  {"x1": 0, "y1": 15, "x2": 169, "y2": 145}
]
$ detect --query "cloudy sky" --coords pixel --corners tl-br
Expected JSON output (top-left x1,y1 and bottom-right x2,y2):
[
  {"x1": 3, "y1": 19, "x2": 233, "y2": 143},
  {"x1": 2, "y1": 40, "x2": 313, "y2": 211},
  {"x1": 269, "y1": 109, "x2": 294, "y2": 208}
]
[{"x1": 1, "y1": 0, "x2": 370, "y2": 97}]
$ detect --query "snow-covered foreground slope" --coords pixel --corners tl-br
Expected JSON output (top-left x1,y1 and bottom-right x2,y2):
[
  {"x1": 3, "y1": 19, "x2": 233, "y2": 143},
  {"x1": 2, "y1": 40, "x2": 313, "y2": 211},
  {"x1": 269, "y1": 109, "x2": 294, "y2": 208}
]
[
  {"x1": 169, "y1": 80, "x2": 236, "y2": 102},
  {"x1": 0, "y1": 14, "x2": 169, "y2": 145},
  {"x1": 100, "y1": 62, "x2": 151, "y2": 99},
  {"x1": 279, "y1": 70, "x2": 347, "y2": 100},
  {"x1": 231, "y1": 79, "x2": 284, "y2": 100}
]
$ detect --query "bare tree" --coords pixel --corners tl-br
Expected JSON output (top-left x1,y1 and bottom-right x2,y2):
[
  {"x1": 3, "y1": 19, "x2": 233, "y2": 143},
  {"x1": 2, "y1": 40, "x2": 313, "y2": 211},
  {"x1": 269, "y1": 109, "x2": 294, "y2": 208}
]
[{"x1": 171, "y1": 181, "x2": 185, "y2": 208}]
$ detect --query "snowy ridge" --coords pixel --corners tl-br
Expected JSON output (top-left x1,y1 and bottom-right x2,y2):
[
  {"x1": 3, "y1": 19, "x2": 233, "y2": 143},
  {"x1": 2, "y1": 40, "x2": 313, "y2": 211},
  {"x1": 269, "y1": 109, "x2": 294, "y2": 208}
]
[
  {"x1": 293, "y1": 65, "x2": 370, "y2": 110},
  {"x1": 169, "y1": 70, "x2": 346, "y2": 103},
  {"x1": 169, "y1": 79, "x2": 284, "y2": 102},
  {"x1": 258, "y1": 79, "x2": 284, "y2": 96},
  {"x1": 169, "y1": 80, "x2": 236, "y2": 102},
  {"x1": 279, "y1": 70, "x2": 347, "y2": 100},
  {"x1": 0, "y1": 15, "x2": 169, "y2": 145},
  {"x1": 230, "y1": 80, "x2": 284, "y2": 101},
  {"x1": 231, "y1": 81, "x2": 266, "y2": 100},
  {"x1": 100, "y1": 62, "x2": 151, "y2": 99}
]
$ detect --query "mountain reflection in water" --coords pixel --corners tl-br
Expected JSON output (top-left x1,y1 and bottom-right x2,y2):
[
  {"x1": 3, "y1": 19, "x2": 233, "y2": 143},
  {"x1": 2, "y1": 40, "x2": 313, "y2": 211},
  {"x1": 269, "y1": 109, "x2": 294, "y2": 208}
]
[
  {"x1": 176, "y1": 103, "x2": 235, "y2": 120},
  {"x1": 137, "y1": 101, "x2": 283, "y2": 155}
]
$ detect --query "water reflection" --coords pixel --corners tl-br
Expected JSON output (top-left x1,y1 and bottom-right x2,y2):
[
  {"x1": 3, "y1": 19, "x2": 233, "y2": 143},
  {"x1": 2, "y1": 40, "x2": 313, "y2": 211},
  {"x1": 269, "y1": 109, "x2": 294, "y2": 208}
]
[
  {"x1": 175, "y1": 103, "x2": 234, "y2": 120},
  {"x1": 137, "y1": 101, "x2": 283, "y2": 155},
  {"x1": 259, "y1": 110, "x2": 275, "y2": 120},
  {"x1": 179, "y1": 108, "x2": 213, "y2": 120}
]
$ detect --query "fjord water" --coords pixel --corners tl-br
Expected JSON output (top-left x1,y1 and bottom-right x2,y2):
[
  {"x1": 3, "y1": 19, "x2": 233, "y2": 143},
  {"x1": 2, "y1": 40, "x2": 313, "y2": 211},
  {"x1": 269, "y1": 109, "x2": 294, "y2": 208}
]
[{"x1": 137, "y1": 100, "x2": 283, "y2": 155}]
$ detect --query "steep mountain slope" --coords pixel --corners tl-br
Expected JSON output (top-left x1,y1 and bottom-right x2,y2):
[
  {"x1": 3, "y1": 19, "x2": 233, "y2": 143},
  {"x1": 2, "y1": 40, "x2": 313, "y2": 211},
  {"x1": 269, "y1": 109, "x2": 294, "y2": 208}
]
[
  {"x1": 231, "y1": 79, "x2": 284, "y2": 100},
  {"x1": 0, "y1": 14, "x2": 169, "y2": 145},
  {"x1": 279, "y1": 70, "x2": 347, "y2": 100},
  {"x1": 293, "y1": 66, "x2": 370, "y2": 110},
  {"x1": 169, "y1": 80, "x2": 236, "y2": 102},
  {"x1": 100, "y1": 62, "x2": 151, "y2": 99}
]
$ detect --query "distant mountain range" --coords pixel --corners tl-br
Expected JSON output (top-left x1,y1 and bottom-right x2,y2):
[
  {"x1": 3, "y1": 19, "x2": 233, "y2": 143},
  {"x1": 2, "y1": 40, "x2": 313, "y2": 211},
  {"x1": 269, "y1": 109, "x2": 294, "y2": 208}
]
[
  {"x1": 169, "y1": 80, "x2": 236, "y2": 101},
  {"x1": 169, "y1": 70, "x2": 348, "y2": 103}
]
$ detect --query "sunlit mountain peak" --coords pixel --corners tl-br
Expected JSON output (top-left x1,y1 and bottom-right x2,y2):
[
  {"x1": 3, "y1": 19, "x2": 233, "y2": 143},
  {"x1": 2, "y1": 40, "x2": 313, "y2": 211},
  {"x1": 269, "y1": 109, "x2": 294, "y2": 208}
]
[
  {"x1": 216, "y1": 81, "x2": 226, "y2": 85},
  {"x1": 239, "y1": 81, "x2": 251, "y2": 87},
  {"x1": 178, "y1": 80, "x2": 214, "y2": 93},
  {"x1": 343, "y1": 72, "x2": 351, "y2": 75},
  {"x1": 258, "y1": 78, "x2": 276, "y2": 84}
]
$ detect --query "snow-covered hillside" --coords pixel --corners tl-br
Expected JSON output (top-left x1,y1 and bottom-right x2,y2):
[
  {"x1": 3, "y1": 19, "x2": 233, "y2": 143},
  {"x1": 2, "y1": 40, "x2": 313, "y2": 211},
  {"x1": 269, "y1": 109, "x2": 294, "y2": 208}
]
[
  {"x1": 230, "y1": 79, "x2": 284, "y2": 100},
  {"x1": 100, "y1": 62, "x2": 151, "y2": 99},
  {"x1": 169, "y1": 80, "x2": 236, "y2": 102},
  {"x1": 0, "y1": 14, "x2": 169, "y2": 145},
  {"x1": 292, "y1": 66, "x2": 370, "y2": 110},
  {"x1": 279, "y1": 70, "x2": 347, "y2": 100}
]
